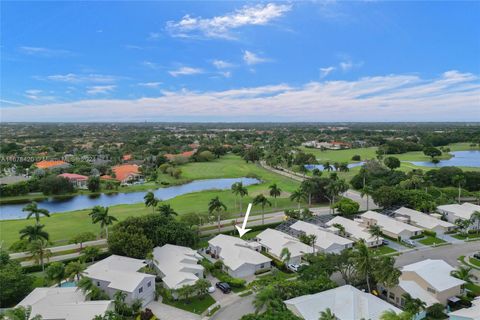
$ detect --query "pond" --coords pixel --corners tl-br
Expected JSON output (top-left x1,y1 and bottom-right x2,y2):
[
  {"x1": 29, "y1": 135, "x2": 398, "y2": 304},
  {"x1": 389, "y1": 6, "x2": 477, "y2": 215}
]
[
  {"x1": 304, "y1": 162, "x2": 365, "y2": 171},
  {"x1": 407, "y1": 150, "x2": 480, "y2": 168},
  {"x1": 0, "y1": 177, "x2": 260, "y2": 221}
]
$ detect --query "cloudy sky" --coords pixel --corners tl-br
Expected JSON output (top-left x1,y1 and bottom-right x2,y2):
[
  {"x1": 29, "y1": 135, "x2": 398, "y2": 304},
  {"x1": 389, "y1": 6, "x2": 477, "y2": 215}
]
[{"x1": 1, "y1": 1, "x2": 479, "y2": 122}]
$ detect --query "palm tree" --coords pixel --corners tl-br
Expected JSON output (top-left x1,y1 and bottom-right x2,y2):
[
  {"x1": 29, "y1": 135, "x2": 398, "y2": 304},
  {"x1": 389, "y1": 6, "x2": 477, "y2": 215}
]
[
  {"x1": 83, "y1": 246, "x2": 100, "y2": 263},
  {"x1": 19, "y1": 224, "x2": 49, "y2": 242},
  {"x1": 290, "y1": 189, "x2": 307, "y2": 210},
  {"x1": 231, "y1": 182, "x2": 243, "y2": 210},
  {"x1": 301, "y1": 179, "x2": 317, "y2": 206},
  {"x1": 45, "y1": 262, "x2": 65, "y2": 287},
  {"x1": 280, "y1": 247, "x2": 291, "y2": 265},
  {"x1": 156, "y1": 204, "x2": 178, "y2": 218},
  {"x1": 269, "y1": 183, "x2": 282, "y2": 208},
  {"x1": 333, "y1": 223, "x2": 346, "y2": 237},
  {"x1": 89, "y1": 206, "x2": 117, "y2": 240},
  {"x1": 144, "y1": 191, "x2": 159, "y2": 213},
  {"x1": 4, "y1": 306, "x2": 42, "y2": 320},
  {"x1": 253, "y1": 194, "x2": 271, "y2": 225},
  {"x1": 451, "y1": 266, "x2": 478, "y2": 284},
  {"x1": 452, "y1": 175, "x2": 466, "y2": 203},
  {"x1": 253, "y1": 286, "x2": 277, "y2": 314},
  {"x1": 29, "y1": 239, "x2": 52, "y2": 271},
  {"x1": 361, "y1": 185, "x2": 373, "y2": 211},
  {"x1": 402, "y1": 293, "x2": 426, "y2": 316},
  {"x1": 319, "y1": 308, "x2": 336, "y2": 320},
  {"x1": 300, "y1": 234, "x2": 317, "y2": 254},
  {"x1": 323, "y1": 162, "x2": 333, "y2": 172},
  {"x1": 65, "y1": 261, "x2": 86, "y2": 281},
  {"x1": 208, "y1": 196, "x2": 227, "y2": 232},
  {"x1": 368, "y1": 224, "x2": 383, "y2": 242},
  {"x1": 380, "y1": 310, "x2": 412, "y2": 320},
  {"x1": 23, "y1": 202, "x2": 50, "y2": 225},
  {"x1": 471, "y1": 211, "x2": 480, "y2": 234},
  {"x1": 353, "y1": 240, "x2": 374, "y2": 292},
  {"x1": 77, "y1": 277, "x2": 95, "y2": 298}
]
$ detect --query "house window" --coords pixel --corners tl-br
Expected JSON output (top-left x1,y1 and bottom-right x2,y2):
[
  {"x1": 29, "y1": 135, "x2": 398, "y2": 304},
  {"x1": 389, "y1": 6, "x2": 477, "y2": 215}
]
[
  {"x1": 139, "y1": 287, "x2": 143, "y2": 293},
  {"x1": 260, "y1": 264, "x2": 265, "y2": 269},
  {"x1": 97, "y1": 281, "x2": 100, "y2": 286},
  {"x1": 147, "y1": 281, "x2": 152, "y2": 287},
  {"x1": 427, "y1": 287, "x2": 436, "y2": 294},
  {"x1": 388, "y1": 292, "x2": 395, "y2": 300}
]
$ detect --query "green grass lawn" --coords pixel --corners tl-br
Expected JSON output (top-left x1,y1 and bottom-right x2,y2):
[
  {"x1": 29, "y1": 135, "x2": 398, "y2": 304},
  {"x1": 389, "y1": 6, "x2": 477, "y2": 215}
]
[
  {"x1": 465, "y1": 283, "x2": 480, "y2": 296},
  {"x1": 418, "y1": 236, "x2": 447, "y2": 246},
  {"x1": 162, "y1": 294, "x2": 216, "y2": 314},
  {"x1": 372, "y1": 246, "x2": 397, "y2": 256},
  {"x1": 470, "y1": 257, "x2": 480, "y2": 268},
  {"x1": 452, "y1": 233, "x2": 480, "y2": 240}
]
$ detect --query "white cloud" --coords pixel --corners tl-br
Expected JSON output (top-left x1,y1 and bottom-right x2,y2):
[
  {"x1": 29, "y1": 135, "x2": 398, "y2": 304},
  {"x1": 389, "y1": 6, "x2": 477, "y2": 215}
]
[
  {"x1": 243, "y1": 51, "x2": 269, "y2": 65},
  {"x1": 39, "y1": 73, "x2": 118, "y2": 83},
  {"x1": 0, "y1": 99, "x2": 23, "y2": 106},
  {"x1": 24, "y1": 89, "x2": 55, "y2": 101},
  {"x1": 19, "y1": 46, "x2": 71, "y2": 57},
  {"x1": 138, "y1": 82, "x2": 162, "y2": 88},
  {"x1": 339, "y1": 59, "x2": 363, "y2": 72},
  {"x1": 212, "y1": 60, "x2": 234, "y2": 69},
  {"x1": 168, "y1": 67, "x2": 203, "y2": 77},
  {"x1": 166, "y1": 3, "x2": 291, "y2": 39},
  {"x1": 86, "y1": 85, "x2": 116, "y2": 95},
  {"x1": 320, "y1": 66, "x2": 336, "y2": 78},
  {"x1": 4, "y1": 71, "x2": 479, "y2": 122}
]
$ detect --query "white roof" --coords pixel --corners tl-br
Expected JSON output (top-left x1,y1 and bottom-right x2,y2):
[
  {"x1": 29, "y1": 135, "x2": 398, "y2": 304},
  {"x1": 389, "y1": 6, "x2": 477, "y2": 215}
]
[
  {"x1": 290, "y1": 220, "x2": 353, "y2": 251},
  {"x1": 153, "y1": 244, "x2": 204, "y2": 290},
  {"x1": 18, "y1": 287, "x2": 112, "y2": 320},
  {"x1": 208, "y1": 234, "x2": 271, "y2": 271},
  {"x1": 395, "y1": 207, "x2": 455, "y2": 230},
  {"x1": 284, "y1": 285, "x2": 401, "y2": 320},
  {"x1": 401, "y1": 259, "x2": 465, "y2": 292},
  {"x1": 85, "y1": 255, "x2": 154, "y2": 292},
  {"x1": 437, "y1": 203, "x2": 480, "y2": 220},
  {"x1": 361, "y1": 211, "x2": 422, "y2": 234},
  {"x1": 398, "y1": 280, "x2": 439, "y2": 307},
  {"x1": 449, "y1": 298, "x2": 480, "y2": 320},
  {"x1": 326, "y1": 216, "x2": 382, "y2": 244},
  {"x1": 256, "y1": 228, "x2": 313, "y2": 259}
]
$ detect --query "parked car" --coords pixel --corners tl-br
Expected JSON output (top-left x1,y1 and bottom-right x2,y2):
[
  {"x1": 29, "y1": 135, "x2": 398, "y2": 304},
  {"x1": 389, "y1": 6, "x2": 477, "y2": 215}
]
[
  {"x1": 288, "y1": 264, "x2": 300, "y2": 272},
  {"x1": 382, "y1": 239, "x2": 390, "y2": 245},
  {"x1": 216, "y1": 282, "x2": 231, "y2": 294},
  {"x1": 473, "y1": 252, "x2": 480, "y2": 260},
  {"x1": 404, "y1": 239, "x2": 416, "y2": 246},
  {"x1": 208, "y1": 286, "x2": 216, "y2": 293}
]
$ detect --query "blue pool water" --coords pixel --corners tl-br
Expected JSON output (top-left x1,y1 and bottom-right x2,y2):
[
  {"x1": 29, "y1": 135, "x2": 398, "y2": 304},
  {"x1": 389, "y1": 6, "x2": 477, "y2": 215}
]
[
  {"x1": 60, "y1": 281, "x2": 77, "y2": 287},
  {"x1": 0, "y1": 177, "x2": 260, "y2": 220}
]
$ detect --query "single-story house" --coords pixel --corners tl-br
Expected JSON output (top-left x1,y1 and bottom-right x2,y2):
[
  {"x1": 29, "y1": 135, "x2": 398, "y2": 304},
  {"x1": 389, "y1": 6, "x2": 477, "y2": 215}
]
[
  {"x1": 284, "y1": 285, "x2": 401, "y2": 320},
  {"x1": 290, "y1": 220, "x2": 354, "y2": 254},
  {"x1": 326, "y1": 216, "x2": 383, "y2": 247},
  {"x1": 360, "y1": 211, "x2": 423, "y2": 241},
  {"x1": 17, "y1": 287, "x2": 113, "y2": 320},
  {"x1": 0, "y1": 175, "x2": 29, "y2": 185},
  {"x1": 379, "y1": 259, "x2": 465, "y2": 310},
  {"x1": 85, "y1": 255, "x2": 155, "y2": 306},
  {"x1": 449, "y1": 297, "x2": 480, "y2": 320},
  {"x1": 34, "y1": 160, "x2": 70, "y2": 170},
  {"x1": 58, "y1": 173, "x2": 89, "y2": 189},
  {"x1": 437, "y1": 203, "x2": 480, "y2": 229},
  {"x1": 111, "y1": 164, "x2": 143, "y2": 185},
  {"x1": 394, "y1": 207, "x2": 456, "y2": 235},
  {"x1": 152, "y1": 244, "x2": 204, "y2": 290},
  {"x1": 255, "y1": 228, "x2": 313, "y2": 265},
  {"x1": 208, "y1": 234, "x2": 271, "y2": 278}
]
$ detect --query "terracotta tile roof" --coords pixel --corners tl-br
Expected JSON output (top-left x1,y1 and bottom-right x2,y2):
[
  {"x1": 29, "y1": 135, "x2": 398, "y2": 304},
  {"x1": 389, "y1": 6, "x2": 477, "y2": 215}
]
[
  {"x1": 112, "y1": 164, "x2": 140, "y2": 182},
  {"x1": 58, "y1": 173, "x2": 88, "y2": 181},
  {"x1": 122, "y1": 154, "x2": 132, "y2": 161},
  {"x1": 164, "y1": 151, "x2": 195, "y2": 161},
  {"x1": 35, "y1": 160, "x2": 69, "y2": 169},
  {"x1": 100, "y1": 175, "x2": 114, "y2": 180}
]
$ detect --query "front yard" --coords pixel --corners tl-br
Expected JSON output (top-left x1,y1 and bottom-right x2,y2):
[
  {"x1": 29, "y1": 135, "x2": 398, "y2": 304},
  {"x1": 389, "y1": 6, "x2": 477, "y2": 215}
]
[
  {"x1": 418, "y1": 235, "x2": 447, "y2": 246},
  {"x1": 161, "y1": 294, "x2": 216, "y2": 314},
  {"x1": 372, "y1": 246, "x2": 397, "y2": 256}
]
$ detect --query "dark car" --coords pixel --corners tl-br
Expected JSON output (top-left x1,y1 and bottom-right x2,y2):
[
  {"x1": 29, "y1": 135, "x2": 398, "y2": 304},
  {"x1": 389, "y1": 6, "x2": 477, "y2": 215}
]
[
  {"x1": 216, "y1": 282, "x2": 231, "y2": 294},
  {"x1": 474, "y1": 252, "x2": 480, "y2": 260}
]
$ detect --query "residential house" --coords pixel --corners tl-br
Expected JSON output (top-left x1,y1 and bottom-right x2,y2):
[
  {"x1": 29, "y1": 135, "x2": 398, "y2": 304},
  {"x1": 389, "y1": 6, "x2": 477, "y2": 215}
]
[
  {"x1": 394, "y1": 207, "x2": 456, "y2": 235},
  {"x1": 85, "y1": 255, "x2": 155, "y2": 306},
  {"x1": 17, "y1": 287, "x2": 113, "y2": 320},
  {"x1": 360, "y1": 211, "x2": 423, "y2": 241},
  {"x1": 326, "y1": 216, "x2": 384, "y2": 247},
  {"x1": 449, "y1": 298, "x2": 480, "y2": 320},
  {"x1": 208, "y1": 234, "x2": 271, "y2": 278},
  {"x1": 111, "y1": 164, "x2": 143, "y2": 185},
  {"x1": 437, "y1": 203, "x2": 480, "y2": 229},
  {"x1": 34, "y1": 160, "x2": 70, "y2": 170},
  {"x1": 58, "y1": 173, "x2": 88, "y2": 189},
  {"x1": 379, "y1": 259, "x2": 465, "y2": 310},
  {"x1": 0, "y1": 175, "x2": 29, "y2": 185},
  {"x1": 284, "y1": 285, "x2": 402, "y2": 320},
  {"x1": 152, "y1": 244, "x2": 204, "y2": 290},
  {"x1": 290, "y1": 220, "x2": 354, "y2": 253},
  {"x1": 255, "y1": 228, "x2": 313, "y2": 265}
]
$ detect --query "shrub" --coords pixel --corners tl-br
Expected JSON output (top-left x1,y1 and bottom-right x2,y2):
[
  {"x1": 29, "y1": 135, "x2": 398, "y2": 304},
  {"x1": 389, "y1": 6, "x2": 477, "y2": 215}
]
[
  {"x1": 351, "y1": 155, "x2": 361, "y2": 161},
  {"x1": 423, "y1": 230, "x2": 437, "y2": 237},
  {"x1": 410, "y1": 234, "x2": 424, "y2": 240}
]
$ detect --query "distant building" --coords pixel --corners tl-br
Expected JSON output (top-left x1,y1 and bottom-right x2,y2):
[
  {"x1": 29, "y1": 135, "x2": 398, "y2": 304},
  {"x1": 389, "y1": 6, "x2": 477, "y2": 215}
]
[
  {"x1": 394, "y1": 207, "x2": 456, "y2": 235},
  {"x1": 58, "y1": 173, "x2": 89, "y2": 189},
  {"x1": 0, "y1": 175, "x2": 29, "y2": 185},
  {"x1": 284, "y1": 285, "x2": 401, "y2": 320},
  {"x1": 17, "y1": 287, "x2": 113, "y2": 320},
  {"x1": 437, "y1": 203, "x2": 480, "y2": 229},
  {"x1": 85, "y1": 255, "x2": 155, "y2": 306},
  {"x1": 360, "y1": 211, "x2": 423, "y2": 241},
  {"x1": 301, "y1": 141, "x2": 351, "y2": 150},
  {"x1": 208, "y1": 234, "x2": 271, "y2": 278},
  {"x1": 290, "y1": 220, "x2": 354, "y2": 253},
  {"x1": 326, "y1": 216, "x2": 383, "y2": 247},
  {"x1": 34, "y1": 160, "x2": 70, "y2": 170}
]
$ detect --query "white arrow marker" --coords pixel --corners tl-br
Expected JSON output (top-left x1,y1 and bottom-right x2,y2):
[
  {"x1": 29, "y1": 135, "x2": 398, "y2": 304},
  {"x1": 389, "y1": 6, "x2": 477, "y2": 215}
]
[{"x1": 235, "y1": 203, "x2": 253, "y2": 238}]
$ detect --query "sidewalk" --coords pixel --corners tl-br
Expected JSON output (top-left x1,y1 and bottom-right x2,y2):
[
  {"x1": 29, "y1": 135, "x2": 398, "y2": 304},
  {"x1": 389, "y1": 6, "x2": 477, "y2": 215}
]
[{"x1": 10, "y1": 239, "x2": 107, "y2": 260}]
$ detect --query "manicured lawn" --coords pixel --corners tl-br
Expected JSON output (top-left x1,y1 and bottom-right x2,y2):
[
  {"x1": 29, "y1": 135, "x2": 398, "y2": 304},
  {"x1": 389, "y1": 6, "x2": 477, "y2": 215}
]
[
  {"x1": 162, "y1": 294, "x2": 216, "y2": 314},
  {"x1": 299, "y1": 146, "x2": 378, "y2": 163},
  {"x1": 452, "y1": 233, "x2": 480, "y2": 240},
  {"x1": 470, "y1": 257, "x2": 480, "y2": 268},
  {"x1": 372, "y1": 246, "x2": 397, "y2": 256},
  {"x1": 418, "y1": 236, "x2": 447, "y2": 246},
  {"x1": 465, "y1": 283, "x2": 480, "y2": 296}
]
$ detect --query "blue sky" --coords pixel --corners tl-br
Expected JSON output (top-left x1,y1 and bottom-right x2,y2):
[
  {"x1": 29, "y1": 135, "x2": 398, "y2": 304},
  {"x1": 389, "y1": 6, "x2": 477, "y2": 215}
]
[{"x1": 1, "y1": 1, "x2": 479, "y2": 122}]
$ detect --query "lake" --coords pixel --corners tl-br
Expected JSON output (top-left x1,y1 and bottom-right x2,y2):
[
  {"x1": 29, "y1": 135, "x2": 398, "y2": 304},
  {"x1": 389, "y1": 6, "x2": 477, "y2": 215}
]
[
  {"x1": 407, "y1": 150, "x2": 480, "y2": 168},
  {"x1": 304, "y1": 162, "x2": 365, "y2": 171},
  {"x1": 0, "y1": 177, "x2": 260, "y2": 221}
]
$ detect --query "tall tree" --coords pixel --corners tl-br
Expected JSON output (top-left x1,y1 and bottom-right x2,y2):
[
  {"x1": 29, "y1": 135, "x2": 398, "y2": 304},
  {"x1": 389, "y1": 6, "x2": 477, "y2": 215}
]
[
  {"x1": 19, "y1": 224, "x2": 49, "y2": 243},
  {"x1": 143, "y1": 191, "x2": 159, "y2": 213},
  {"x1": 269, "y1": 183, "x2": 282, "y2": 208},
  {"x1": 253, "y1": 194, "x2": 272, "y2": 225},
  {"x1": 65, "y1": 261, "x2": 86, "y2": 281},
  {"x1": 45, "y1": 262, "x2": 65, "y2": 287},
  {"x1": 23, "y1": 202, "x2": 50, "y2": 225},
  {"x1": 29, "y1": 240, "x2": 52, "y2": 271},
  {"x1": 368, "y1": 224, "x2": 383, "y2": 242},
  {"x1": 402, "y1": 293, "x2": 427, "y2": 316},
  {"x1": 156, "y1": 204, "x2": 178, "y2": 218},
  {"x1": 353, "y1": 240, "x2": 374, "y2": 292},
  {"x1": 208, "y1": 196, "x2": 227, "y2": 232},
  {"x1": 280, "y1": 248, "x2": 291, "y2": 265},
  {"x1": 451, "y1": 266, "x2": 478, "y2": 284},
  {"x1": 290, "y1": 189, "x2": 307, "y2": 210},
  {"x1": 452, "y1": 175, "x2": 466, "y2": 203},
  {"x1": 89, "y1": 206, "x2": 117, "y2": 240}
]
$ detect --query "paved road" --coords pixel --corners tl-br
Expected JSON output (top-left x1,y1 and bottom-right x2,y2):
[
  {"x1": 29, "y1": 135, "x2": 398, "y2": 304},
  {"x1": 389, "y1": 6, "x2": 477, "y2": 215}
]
[
  {"x1": 10, "y1": 239, "x2": 107, "y2": 260},
  {"x1": 210, "y1": 295, "x2": 254, "y2": 320},
  {"x1": 20, "y1": 247, "x2": 108, "y2": 267}
]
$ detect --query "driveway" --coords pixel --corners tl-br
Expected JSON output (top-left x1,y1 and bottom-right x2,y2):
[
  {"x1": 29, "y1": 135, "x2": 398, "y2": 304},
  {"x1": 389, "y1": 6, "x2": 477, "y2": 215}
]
[
  {"x1": 146, "y1": 301, "x2": 200, "y2": 320},
  {"x1": 210, "y1": 295, "x2": 255, "y2": 320}
]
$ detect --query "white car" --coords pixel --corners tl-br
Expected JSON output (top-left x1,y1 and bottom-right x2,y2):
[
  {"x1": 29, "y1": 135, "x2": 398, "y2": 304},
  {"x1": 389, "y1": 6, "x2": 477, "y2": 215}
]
[
  {"x1": 208, "y1": 286, "x2": 216, "y2": 293},
  {"x1": 404, "y1": 239, "x2": 416, "y2": 246},
  {"x1": 287, "y1": 264, "x2": 300, "y2": 272}
]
